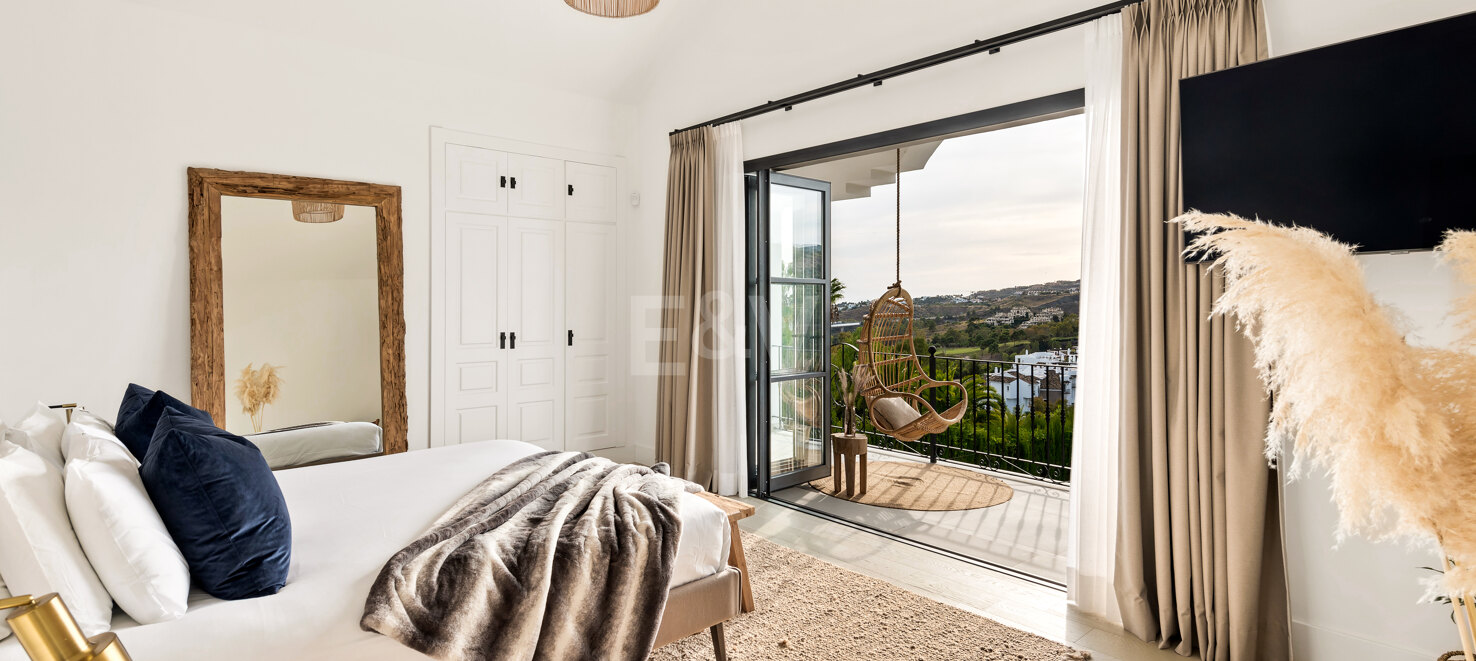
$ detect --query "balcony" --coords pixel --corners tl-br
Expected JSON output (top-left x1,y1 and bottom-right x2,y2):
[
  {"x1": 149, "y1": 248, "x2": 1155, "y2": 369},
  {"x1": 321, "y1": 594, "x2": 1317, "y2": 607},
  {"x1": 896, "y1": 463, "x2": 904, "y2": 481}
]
[{"x1": 770, "y1": 348, "x2": 1075, "y2": 584}]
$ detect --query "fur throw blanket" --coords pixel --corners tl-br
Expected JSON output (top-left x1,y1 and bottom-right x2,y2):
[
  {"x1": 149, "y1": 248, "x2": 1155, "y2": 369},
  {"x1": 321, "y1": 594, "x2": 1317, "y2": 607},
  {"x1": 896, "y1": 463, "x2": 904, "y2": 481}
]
[{"x1": 361, "y1": 451, "x2": 698, "y2": 661}]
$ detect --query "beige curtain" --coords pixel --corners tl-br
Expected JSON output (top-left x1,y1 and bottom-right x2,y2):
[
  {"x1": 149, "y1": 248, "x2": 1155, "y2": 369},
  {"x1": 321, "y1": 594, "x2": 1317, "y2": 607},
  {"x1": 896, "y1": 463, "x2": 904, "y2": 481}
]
[
  {"x1": 1114, "y1": 1, "x2": 1289, "y2": 660},
  {"x1": 657, "y1": 127, "x2": 718, "y2": 488}
]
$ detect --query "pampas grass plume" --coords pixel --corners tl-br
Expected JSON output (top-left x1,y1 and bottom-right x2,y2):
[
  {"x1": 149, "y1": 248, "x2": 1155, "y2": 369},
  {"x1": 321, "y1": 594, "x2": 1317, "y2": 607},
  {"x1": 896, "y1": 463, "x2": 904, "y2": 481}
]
[{"x1": 1176, "y1": 211, "x2": 1476, "y2": 594}]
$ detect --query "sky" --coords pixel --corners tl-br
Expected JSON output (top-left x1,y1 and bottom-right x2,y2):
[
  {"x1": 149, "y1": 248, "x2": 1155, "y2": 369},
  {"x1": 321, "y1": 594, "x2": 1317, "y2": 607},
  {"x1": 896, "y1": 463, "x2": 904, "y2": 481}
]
[{"x1": 821, "y1": 114, "x2": 1085, "y2": 303}]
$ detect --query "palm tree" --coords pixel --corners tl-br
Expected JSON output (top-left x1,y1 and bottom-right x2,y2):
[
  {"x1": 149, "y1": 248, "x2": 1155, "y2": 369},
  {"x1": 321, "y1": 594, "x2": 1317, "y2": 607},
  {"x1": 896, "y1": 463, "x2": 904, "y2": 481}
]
[{"x1": 829, "y1": 278, "x2": 847, "y2": 321}]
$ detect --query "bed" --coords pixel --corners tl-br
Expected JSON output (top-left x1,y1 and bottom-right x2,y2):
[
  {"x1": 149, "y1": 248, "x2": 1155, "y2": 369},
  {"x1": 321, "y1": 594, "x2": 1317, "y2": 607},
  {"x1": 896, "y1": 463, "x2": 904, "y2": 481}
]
[
  {"x1": 246, "y1": 421, "x2": 384, "y2": 469},
  {"x1": 0, "y1": 440, "x2": 736, "y2": 661}
]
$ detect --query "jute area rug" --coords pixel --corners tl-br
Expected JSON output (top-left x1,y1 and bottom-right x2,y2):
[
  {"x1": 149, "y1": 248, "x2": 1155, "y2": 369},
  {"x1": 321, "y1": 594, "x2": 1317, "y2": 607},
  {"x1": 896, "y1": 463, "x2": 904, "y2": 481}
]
[
  {"x1": 806, "y1": 460, "x2": 1014, "y2": 512},
  {"x1": 649, "y1": 533, "x2": 1088, "y2": 661}
]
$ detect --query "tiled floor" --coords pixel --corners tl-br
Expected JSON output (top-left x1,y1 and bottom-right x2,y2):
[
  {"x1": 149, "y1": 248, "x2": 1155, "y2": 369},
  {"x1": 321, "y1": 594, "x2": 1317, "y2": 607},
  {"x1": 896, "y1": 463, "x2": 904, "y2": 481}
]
[
  {"x1": 739, "y1": 497, "x2": 1191, "y2": 661},
  {"x1": 772, "y1": 448, "x2": 1070, "y2": 583}
]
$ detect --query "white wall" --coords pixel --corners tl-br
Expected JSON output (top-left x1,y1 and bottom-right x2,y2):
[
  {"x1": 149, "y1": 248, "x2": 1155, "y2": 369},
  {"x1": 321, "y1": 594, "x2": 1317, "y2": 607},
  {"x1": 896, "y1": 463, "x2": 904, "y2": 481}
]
[
  {"x1": 220, "y1": 198, "x2": 380, "y2": 435},
  {"x1": 0, "y1": 0, "x2": 635, "y2": 451}
]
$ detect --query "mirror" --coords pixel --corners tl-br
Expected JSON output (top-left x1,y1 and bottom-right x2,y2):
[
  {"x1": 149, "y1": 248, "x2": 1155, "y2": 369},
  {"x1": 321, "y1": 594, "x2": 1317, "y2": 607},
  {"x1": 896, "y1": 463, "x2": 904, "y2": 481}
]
[
  {"x1": 189, "y1": 169, "x2": 406, "y2": 466},
  {"x1": 220, "y1": 197, "x2": 381, "y2": 434}
]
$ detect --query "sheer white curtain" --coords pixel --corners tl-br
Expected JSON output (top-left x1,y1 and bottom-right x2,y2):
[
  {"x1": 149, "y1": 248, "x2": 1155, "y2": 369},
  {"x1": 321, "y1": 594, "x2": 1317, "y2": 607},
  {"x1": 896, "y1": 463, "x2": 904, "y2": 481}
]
[
  {"x1": 1067, "y1": 14, "x2": 1123, "y2": 625},
  {"x1": 712, "y1": 122, "x2": 748, "y2": 496}
]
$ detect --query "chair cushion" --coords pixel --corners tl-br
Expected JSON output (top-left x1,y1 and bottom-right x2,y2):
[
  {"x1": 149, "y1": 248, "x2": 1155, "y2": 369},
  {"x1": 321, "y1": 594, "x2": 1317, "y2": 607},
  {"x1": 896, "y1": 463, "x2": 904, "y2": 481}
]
[
  {"x1": 140, "y1": 409, "x2": 290, "y2": 600},
  {"x1": 115, "y1": 383, "x2": 213, "y2": 460},
  {"x1": 872, "y1": 397, "x2": 923, "y2": 430}
]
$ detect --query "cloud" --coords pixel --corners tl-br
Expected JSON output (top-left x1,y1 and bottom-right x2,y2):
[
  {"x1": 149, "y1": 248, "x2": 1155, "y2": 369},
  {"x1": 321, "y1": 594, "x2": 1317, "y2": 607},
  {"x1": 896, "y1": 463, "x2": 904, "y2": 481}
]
[{"x1": 822, "y1": 114, "x2": 1085, "y2": 301}]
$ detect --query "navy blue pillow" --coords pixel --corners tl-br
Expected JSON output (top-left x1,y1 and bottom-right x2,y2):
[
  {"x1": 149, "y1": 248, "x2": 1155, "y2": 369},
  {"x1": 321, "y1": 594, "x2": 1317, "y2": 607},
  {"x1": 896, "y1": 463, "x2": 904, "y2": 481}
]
[
  {"x1": 140, "y1": 408, "x2": 291, "y2": 600},
  {"x1": 115, "y1": 383, "x2": 213, "y2": 460}
]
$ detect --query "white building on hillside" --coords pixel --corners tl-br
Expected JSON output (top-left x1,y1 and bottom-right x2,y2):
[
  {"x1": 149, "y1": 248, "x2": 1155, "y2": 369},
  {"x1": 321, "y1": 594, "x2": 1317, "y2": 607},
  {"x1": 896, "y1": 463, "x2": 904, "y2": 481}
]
[{"x1": 978, "y1": 349, "x2": 1078, "y2": 413}]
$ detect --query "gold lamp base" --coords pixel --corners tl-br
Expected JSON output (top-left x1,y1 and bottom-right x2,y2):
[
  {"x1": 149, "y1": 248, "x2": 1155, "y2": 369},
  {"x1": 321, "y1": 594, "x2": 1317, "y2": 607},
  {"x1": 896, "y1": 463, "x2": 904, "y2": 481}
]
[{"x1": 1, "y1": 593, "x2": 131, "y2": 661}]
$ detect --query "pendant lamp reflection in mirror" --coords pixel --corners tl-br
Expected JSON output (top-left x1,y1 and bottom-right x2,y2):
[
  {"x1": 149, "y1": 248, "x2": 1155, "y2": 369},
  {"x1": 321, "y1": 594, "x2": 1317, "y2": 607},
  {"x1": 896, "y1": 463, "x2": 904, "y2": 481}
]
[
  {"x1": 565, "y1": 0, "x2": 658, "y2": 18},
  {"x1": 290, "y1": 201, "x2": 345, "y2": 223}
]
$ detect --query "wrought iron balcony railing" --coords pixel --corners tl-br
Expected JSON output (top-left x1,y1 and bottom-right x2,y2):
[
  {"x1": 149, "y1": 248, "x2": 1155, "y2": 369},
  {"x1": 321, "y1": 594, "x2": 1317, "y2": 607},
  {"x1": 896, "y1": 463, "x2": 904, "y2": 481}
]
[{"x1": 832, "y1": 344, "x2": 1074, "y2": 484}]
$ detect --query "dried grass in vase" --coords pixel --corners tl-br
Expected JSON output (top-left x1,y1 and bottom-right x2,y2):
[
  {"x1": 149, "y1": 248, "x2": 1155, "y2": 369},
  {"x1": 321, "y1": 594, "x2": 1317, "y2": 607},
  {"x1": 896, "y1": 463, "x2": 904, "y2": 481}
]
[{"x1": 234, "y1": 362, "x2": 284, "y2": 433}]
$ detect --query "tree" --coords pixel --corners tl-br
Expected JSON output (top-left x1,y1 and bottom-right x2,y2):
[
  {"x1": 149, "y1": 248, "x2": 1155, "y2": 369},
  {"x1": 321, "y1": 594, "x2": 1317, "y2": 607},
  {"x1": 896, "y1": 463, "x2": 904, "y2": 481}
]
[{"x1": 830, "y1": 278, "x2": 847, "y2": 321}]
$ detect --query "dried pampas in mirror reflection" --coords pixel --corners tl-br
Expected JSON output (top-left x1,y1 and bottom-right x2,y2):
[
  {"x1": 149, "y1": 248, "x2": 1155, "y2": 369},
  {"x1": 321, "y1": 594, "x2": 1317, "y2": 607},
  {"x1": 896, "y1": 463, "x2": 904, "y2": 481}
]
[{"x1": 234, "y1": 363, "x2": 284, "y2": 433}]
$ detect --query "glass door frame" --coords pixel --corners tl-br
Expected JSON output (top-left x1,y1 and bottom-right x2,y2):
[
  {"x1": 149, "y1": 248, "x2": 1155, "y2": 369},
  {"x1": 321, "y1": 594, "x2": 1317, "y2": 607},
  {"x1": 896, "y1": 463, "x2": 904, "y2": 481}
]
[
  {"x1": 747, "y1": 170, "x2": 833, "y2": 496},
  {"x1": 743, "y1": 91, "x2": 1086, "y2": 497}
]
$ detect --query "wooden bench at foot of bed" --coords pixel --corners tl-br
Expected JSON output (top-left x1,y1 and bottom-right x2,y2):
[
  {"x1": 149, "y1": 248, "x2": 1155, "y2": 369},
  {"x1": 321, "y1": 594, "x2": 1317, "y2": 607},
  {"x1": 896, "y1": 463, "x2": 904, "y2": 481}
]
[
  {"x1": 652, "y1": 493, "x2": 755, "y2": 661},
  {"x1": 695, "y1": 492, "x2": 756, "y2": 613}
]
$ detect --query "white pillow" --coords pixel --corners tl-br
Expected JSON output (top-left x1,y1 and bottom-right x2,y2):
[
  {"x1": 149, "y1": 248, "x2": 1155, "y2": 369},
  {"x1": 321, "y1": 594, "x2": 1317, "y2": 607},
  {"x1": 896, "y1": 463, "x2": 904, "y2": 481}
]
[
  {"x1": 62, "y1": 415, "x2": 190, "y2": 623},
  {"x1": 872, "y1": 396, "x2": 923, "y2": 430},
  {"x1": 0, "y1": 439, "x2": 114, "y2": 636},
  {"x1": 10, "y1": 402, "x2": 65, "y2": 469},
  {"x1": 0, "y1": 421, "x2": 11, "y2": 641},
  {"x1": 0, "y1": 563, "x2": 11, "y2": 641}
]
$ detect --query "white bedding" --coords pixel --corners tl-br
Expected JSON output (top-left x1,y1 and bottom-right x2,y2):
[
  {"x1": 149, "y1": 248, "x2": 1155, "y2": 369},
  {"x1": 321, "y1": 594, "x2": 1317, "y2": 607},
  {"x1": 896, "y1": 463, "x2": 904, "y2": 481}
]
[{"x1": 0, "y1": 440, "x2": 729, "y2": 661}]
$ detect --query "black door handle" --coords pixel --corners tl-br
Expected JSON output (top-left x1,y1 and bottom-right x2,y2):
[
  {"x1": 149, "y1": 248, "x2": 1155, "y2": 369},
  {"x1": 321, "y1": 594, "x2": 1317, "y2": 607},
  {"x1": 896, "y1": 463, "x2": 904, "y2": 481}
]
[
  {"x1": 568, "y1": 184, "x2": 574, "y2": 196},
  {"x1": 500, "y1": 331, "x2": 506, "y2": 349},
  {"x1": 510, "y1": 332, "x2": 516, "y2": 349},
  {"x1": 500, "y1": 175, "x2": 507, "y2": 188},
  {"x1": 510, "y1": 176, "x2": 517, "y2": 189},
  {"x1": 567, "y1": 330, "x2": 573, "y2": 346}
]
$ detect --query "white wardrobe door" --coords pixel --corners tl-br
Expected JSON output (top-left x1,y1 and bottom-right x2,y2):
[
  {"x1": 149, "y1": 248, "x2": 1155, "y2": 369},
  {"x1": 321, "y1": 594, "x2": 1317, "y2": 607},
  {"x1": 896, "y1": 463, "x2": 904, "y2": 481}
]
[
  {"x1": 565, "y1": 222, "x2": 622, "y2": 451},
  {"x1": 565, "y1": 162, "x2": 618, "y2": 223},
  {"x1": 443, "y1": 213, "x2": 507, "y2": 444},
  {"x1": 507, "y1": 154, "x2": 566, "y2": 220},
  {"x1": 507, "y1": 219, "x2": 566, "y2": 450},
  {"x1": 445, "y1": 145, "x2": 508, "y2": 215}
]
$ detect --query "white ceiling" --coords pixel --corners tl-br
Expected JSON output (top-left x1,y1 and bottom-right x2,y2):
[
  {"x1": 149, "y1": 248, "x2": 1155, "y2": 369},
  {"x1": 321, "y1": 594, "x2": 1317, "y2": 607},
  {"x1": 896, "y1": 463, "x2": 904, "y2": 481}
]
[{"x1": 127, "y1": 0, "x2": 1115, "y2": 104}]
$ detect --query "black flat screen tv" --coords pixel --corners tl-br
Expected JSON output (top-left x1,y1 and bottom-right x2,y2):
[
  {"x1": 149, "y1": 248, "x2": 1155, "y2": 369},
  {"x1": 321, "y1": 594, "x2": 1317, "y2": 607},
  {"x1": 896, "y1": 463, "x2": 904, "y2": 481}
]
[{"x1": 1180, "y1": 11, "x2": 1476, "y2": 254}]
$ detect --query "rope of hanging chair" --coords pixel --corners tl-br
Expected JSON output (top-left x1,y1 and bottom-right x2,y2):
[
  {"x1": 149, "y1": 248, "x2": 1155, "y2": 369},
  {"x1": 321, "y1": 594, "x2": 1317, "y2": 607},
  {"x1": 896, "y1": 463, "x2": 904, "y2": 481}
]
[{"x1": 894, "y1": 148, "x2": 901, "y2": 288}]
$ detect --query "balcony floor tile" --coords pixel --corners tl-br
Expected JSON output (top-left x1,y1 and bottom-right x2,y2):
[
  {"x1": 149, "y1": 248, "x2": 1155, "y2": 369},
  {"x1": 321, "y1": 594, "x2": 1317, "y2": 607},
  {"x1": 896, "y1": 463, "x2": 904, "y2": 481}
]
[{"x1": 771, "y1": 447, "x2": 1069, "y2": 584}]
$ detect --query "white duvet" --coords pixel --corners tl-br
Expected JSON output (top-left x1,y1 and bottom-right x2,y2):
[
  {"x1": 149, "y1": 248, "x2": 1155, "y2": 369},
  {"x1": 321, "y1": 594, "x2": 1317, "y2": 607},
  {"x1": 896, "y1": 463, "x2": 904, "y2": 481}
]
[{"x1": 0, "y1": 441, "x2": 729, "y2": 661}]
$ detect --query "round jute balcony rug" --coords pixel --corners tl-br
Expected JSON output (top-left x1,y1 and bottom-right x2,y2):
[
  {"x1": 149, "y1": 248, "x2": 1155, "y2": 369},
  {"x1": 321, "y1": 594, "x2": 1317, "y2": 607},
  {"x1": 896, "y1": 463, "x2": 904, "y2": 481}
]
[
  {"x1": 649, "y1": 533, "x2": 1089, "y2": 661},
  {"x1": 804, "y1": 460, "x2": 1013, "y2": 511}
]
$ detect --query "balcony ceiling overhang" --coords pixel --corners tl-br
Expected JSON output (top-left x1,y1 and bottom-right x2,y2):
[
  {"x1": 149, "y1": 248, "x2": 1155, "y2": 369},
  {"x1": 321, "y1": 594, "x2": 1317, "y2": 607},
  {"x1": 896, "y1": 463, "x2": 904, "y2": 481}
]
[{"x1": 782, "y1": 142, "x2": 942, "y2": 201}]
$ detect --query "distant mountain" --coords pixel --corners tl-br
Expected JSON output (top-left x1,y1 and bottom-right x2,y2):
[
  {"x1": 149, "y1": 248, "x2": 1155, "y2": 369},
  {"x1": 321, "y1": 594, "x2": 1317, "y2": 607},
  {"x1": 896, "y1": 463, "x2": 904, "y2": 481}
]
[{"x1": 835, "y1": 279, "x2": 1080, "y2": 323}]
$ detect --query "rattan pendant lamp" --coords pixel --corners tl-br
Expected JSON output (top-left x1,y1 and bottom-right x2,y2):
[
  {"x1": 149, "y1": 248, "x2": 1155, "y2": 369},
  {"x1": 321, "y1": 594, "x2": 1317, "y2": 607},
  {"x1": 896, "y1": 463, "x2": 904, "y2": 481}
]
[
  {"x1": 855, "y1": 149, "x2": 968, "y2": 444},
  {"x1": 564, "y1": 0, "x2": 658, "y2": 18},
  {"x1": 290, "y1": 201, "x2": 344, "y2": 223}
]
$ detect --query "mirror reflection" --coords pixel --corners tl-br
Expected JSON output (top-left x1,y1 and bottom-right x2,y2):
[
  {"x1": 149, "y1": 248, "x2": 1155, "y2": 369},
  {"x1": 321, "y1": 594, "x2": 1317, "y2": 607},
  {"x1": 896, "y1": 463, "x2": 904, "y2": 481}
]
[{"x1": 220, "y1": 196, "x2": 383, "y2": 466}]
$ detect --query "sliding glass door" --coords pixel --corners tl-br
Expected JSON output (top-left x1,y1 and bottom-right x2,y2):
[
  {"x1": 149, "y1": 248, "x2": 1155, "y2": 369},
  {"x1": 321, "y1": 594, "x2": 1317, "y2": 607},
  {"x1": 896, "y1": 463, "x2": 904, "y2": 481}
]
[{"x1": 749, "y1": 171, "x2": 832, "y2": 495}]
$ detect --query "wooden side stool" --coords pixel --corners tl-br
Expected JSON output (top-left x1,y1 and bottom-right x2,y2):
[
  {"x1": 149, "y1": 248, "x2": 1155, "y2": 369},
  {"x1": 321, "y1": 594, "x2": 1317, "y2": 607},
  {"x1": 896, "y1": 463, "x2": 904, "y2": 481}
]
[
  {"x1": 831, "y1": 432, "x2": 868, "y2": 498},
  {"x1": 696, "y1": 491, "x2": 757, "y2": 613}
]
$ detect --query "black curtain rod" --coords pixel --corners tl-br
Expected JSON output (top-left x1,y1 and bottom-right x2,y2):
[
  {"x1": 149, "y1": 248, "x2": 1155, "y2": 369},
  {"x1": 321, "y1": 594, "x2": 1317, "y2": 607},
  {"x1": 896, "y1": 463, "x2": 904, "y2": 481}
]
[{"x1": 671, "y1": 0, "x2": 1138, "y2": 135}]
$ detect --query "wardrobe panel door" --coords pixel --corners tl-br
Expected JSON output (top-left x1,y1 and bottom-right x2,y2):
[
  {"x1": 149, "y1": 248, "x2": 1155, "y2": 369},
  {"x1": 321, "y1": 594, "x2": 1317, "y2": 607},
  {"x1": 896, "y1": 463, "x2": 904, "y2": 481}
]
[
  {"x1": 445, "y1": 145, "x2": 508, "y2": 215},
  {"x1": 565, "y1": 222, "x2": 622, "y2": 451},
  {"x1": 444, "y1": 213, "x2": 507, "y2": 444},
  {"x1": 507, "y1": 153, "x2": 566, "y2": 220},
  {"x1": 565, "y1": 162, "x2": 618, "y2": 223},
  {"x1": 507, "y1": 218, "x2": 565, "y2": 450}
]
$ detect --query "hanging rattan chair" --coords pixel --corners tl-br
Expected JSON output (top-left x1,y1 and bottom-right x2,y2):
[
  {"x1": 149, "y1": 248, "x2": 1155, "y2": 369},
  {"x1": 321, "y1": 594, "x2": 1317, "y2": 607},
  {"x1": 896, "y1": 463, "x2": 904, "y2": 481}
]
[{"x1": 855, "y1": 284, "x2": 968, "y2": 444}]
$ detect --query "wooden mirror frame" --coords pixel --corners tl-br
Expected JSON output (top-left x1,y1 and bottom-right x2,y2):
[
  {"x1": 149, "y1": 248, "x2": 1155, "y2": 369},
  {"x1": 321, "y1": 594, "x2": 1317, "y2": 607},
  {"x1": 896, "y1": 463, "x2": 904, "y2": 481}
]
[{"x1": 187, "y1": 168, "x2": 407, "y2": 455}]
